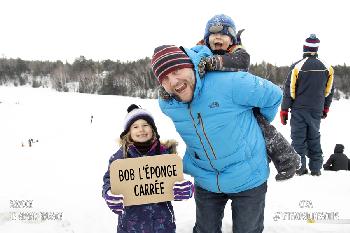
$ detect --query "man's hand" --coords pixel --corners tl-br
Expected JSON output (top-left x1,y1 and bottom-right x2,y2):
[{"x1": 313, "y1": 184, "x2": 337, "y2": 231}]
[
  {"x1": 280, "y1": 109, "x2": 289, "y2": 125},
  {"x1": 322, "y1": 107, "x2": 329, "y2": 119}
]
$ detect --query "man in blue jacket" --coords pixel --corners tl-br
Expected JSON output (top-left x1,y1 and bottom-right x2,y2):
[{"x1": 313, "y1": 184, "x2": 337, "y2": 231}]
[
  {"x1": 151, "y1": 45, "x2": 283, "y2": 233},
  {"x1": 280, "y1": 34, "x2": 334, "y2": 176}
]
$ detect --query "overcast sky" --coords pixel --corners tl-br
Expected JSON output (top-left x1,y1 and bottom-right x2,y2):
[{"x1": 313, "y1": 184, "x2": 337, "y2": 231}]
[{"x1": 1, "y1": 0, "x2": 349, "y2": 66}]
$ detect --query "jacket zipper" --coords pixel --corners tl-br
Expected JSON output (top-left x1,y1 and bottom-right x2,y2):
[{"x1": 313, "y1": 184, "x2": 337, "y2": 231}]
[
  {"x1": 188, "y1": 104, "x2": 221, "y2": 192},
  {"x1": 197, "y1": 113, "x2": 217, "y2": 159},
  {"x1": 197, "y1": 112, "x2": 221, "y2": 192},
  {"x1": 188, "y1": 104, "x2": 215, "y2": 168}
]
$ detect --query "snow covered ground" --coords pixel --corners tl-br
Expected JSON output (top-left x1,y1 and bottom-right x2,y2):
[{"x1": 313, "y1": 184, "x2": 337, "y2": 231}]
[{"x1": 0, "y1": 86, "x2": 349, "y2": 233}]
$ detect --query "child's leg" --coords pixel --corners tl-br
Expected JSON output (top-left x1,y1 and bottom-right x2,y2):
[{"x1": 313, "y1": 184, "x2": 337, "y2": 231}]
[{"x1": 253, "y1": 109, "x2": 300, "y2": 181}]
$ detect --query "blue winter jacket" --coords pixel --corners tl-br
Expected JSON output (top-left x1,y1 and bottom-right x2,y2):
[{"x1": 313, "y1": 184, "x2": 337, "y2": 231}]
[{"x1": 159, "y1": 45, "x2": 282, "y2": 193}]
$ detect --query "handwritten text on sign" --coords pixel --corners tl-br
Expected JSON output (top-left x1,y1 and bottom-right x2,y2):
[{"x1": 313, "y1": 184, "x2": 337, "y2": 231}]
[{"x1": 110, "y1": 154, "x2": 183, "y2": 206}]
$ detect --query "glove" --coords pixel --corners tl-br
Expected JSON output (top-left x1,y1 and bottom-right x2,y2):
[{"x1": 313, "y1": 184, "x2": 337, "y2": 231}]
[
  {"x1": 280, "y1": 110, "x2": 289, "y2": 125},
  {"x1": 198, "y1": 58, "x2": 207, "y2": 78},
  {"x1": 198, "y1": 56, "x2": 221, "y2": 78},
  {"x1": 104, "y1": 189, "x2": 124, "y2": 215},
  {"x1": 322, "y1": 107, "x2": 329, "y2": 119},
  {"x1": 173, "y1": 180, "x2": 194, "y2": 201},
  {"x1": 323, "y1": 163, "x2": 331, "y2": 170}
]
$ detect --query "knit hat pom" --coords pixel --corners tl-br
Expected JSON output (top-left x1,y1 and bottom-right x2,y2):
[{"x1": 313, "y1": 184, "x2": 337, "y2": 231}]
[
  {"x1": 127, "y1": 104, "x2": 140, "y2": 113},
  {"x1": 309, "y1": 34, "x2": 317, "y2": 39}
]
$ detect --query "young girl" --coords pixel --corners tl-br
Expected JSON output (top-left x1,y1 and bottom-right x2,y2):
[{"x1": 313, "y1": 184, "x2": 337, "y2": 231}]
[{"x1": 102, "y1": 104, "x2": 193, "y2": 233}]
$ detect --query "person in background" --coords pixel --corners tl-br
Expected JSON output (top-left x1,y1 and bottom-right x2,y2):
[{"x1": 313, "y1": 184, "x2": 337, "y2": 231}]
[
  {"x1": 102, "y1": 104, "x2": 194, "y2": 233},
  {"x1": 280, "y1": 34, "x2": 334, "y2": 176},
  {"x1": 323, "y1": 144, "x2": 349, "y2": 171}
]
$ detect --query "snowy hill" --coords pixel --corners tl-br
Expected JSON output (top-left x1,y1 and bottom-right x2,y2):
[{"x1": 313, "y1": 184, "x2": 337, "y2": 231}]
[{"x1": 0, "y1": 86, "x2": 349, "y2": 233}]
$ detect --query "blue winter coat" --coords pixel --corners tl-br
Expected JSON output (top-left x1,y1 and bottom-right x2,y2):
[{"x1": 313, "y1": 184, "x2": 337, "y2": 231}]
[
  {"x1": 102, "y1": 140, "x2": 176, "y2": 233},
  {"x1": 159, "y1": 45, "x2": 282, "y2": 193}
]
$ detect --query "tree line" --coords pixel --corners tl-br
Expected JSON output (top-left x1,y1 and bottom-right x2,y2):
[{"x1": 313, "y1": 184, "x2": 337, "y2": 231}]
[{"x1": 0, "y1": 57, "x2": 349, "y2": 99}]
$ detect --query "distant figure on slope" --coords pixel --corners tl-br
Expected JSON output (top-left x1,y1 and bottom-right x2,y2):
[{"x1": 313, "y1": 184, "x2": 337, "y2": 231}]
[
  {"x1": 27, "y1": 138, "x2": 39, "y2": 147},
  {"x1": 323, "y1": 144, "x2": 349, "y2": 171},
  {"x1": 102, "y1": 104, "x2": 194, "y2": 233},
  {"x1": 90, "y1": 115, "x2": 93, "y2": 124}
]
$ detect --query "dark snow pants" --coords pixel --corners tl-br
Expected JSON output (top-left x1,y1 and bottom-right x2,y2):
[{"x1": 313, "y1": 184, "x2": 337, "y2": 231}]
[
  {"x1": 192, "y1": 182, "x2": 267, "y2": 233},
  {"x1": 290, "y1": 109, "x2": 323, "y2": 172}
]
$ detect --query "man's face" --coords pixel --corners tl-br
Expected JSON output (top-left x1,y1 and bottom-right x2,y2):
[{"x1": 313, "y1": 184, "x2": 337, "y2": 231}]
[
  {"x1": 208, "y1": 33, "x2": 232, "y2": 51},
  {"x1": 161, "y1": 68, "x2": 195, "y2": 103}
]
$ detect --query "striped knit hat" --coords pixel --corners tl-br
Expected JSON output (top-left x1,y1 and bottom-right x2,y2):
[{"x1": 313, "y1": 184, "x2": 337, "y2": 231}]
[
  {"x1": 303, "y1": 34, "x2": 320, "y2": 53},
  {"x1": 151, "y1": 45, "x2": 194, "y2": 83},
  {"x1": 120, "y1": 104, "x2": 159, "y2": 139}
]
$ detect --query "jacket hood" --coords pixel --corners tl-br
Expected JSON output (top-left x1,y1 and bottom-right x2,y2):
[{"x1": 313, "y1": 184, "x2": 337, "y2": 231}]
[
  {"x1": 334, "y1": 144, "x2": 344, "y2": 153},
  {"x1": 182, "y1": 45, "x2": 213, "y2": 102},
  {"x1": 160, "y1": 139, "x2": 178, "y2": 154}
]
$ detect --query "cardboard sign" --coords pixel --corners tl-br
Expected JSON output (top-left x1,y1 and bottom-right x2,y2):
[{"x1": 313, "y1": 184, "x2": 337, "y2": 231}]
[{"x1": 110, "y1": 154, "x2": 183, "y2": 206}]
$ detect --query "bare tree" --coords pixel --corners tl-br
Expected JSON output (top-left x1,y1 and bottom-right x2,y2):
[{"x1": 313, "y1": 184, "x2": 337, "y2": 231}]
[
  {"x1": 78, "y1": 70, "x2": 102, "y2": 94},
  {"x1": 52, "y1": 64, "x2": 70, "y2": 91}
]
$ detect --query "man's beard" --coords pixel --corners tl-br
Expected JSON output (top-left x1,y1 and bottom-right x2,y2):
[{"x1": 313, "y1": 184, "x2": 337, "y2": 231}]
[{"x1": 168, "y1": 78, "x2": 195, "y2": 103}]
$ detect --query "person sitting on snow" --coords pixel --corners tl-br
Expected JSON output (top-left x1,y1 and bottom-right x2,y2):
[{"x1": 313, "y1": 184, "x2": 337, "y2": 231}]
[{"x1": 323, "y1": 144, "x2": 349, "y2": 171}]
